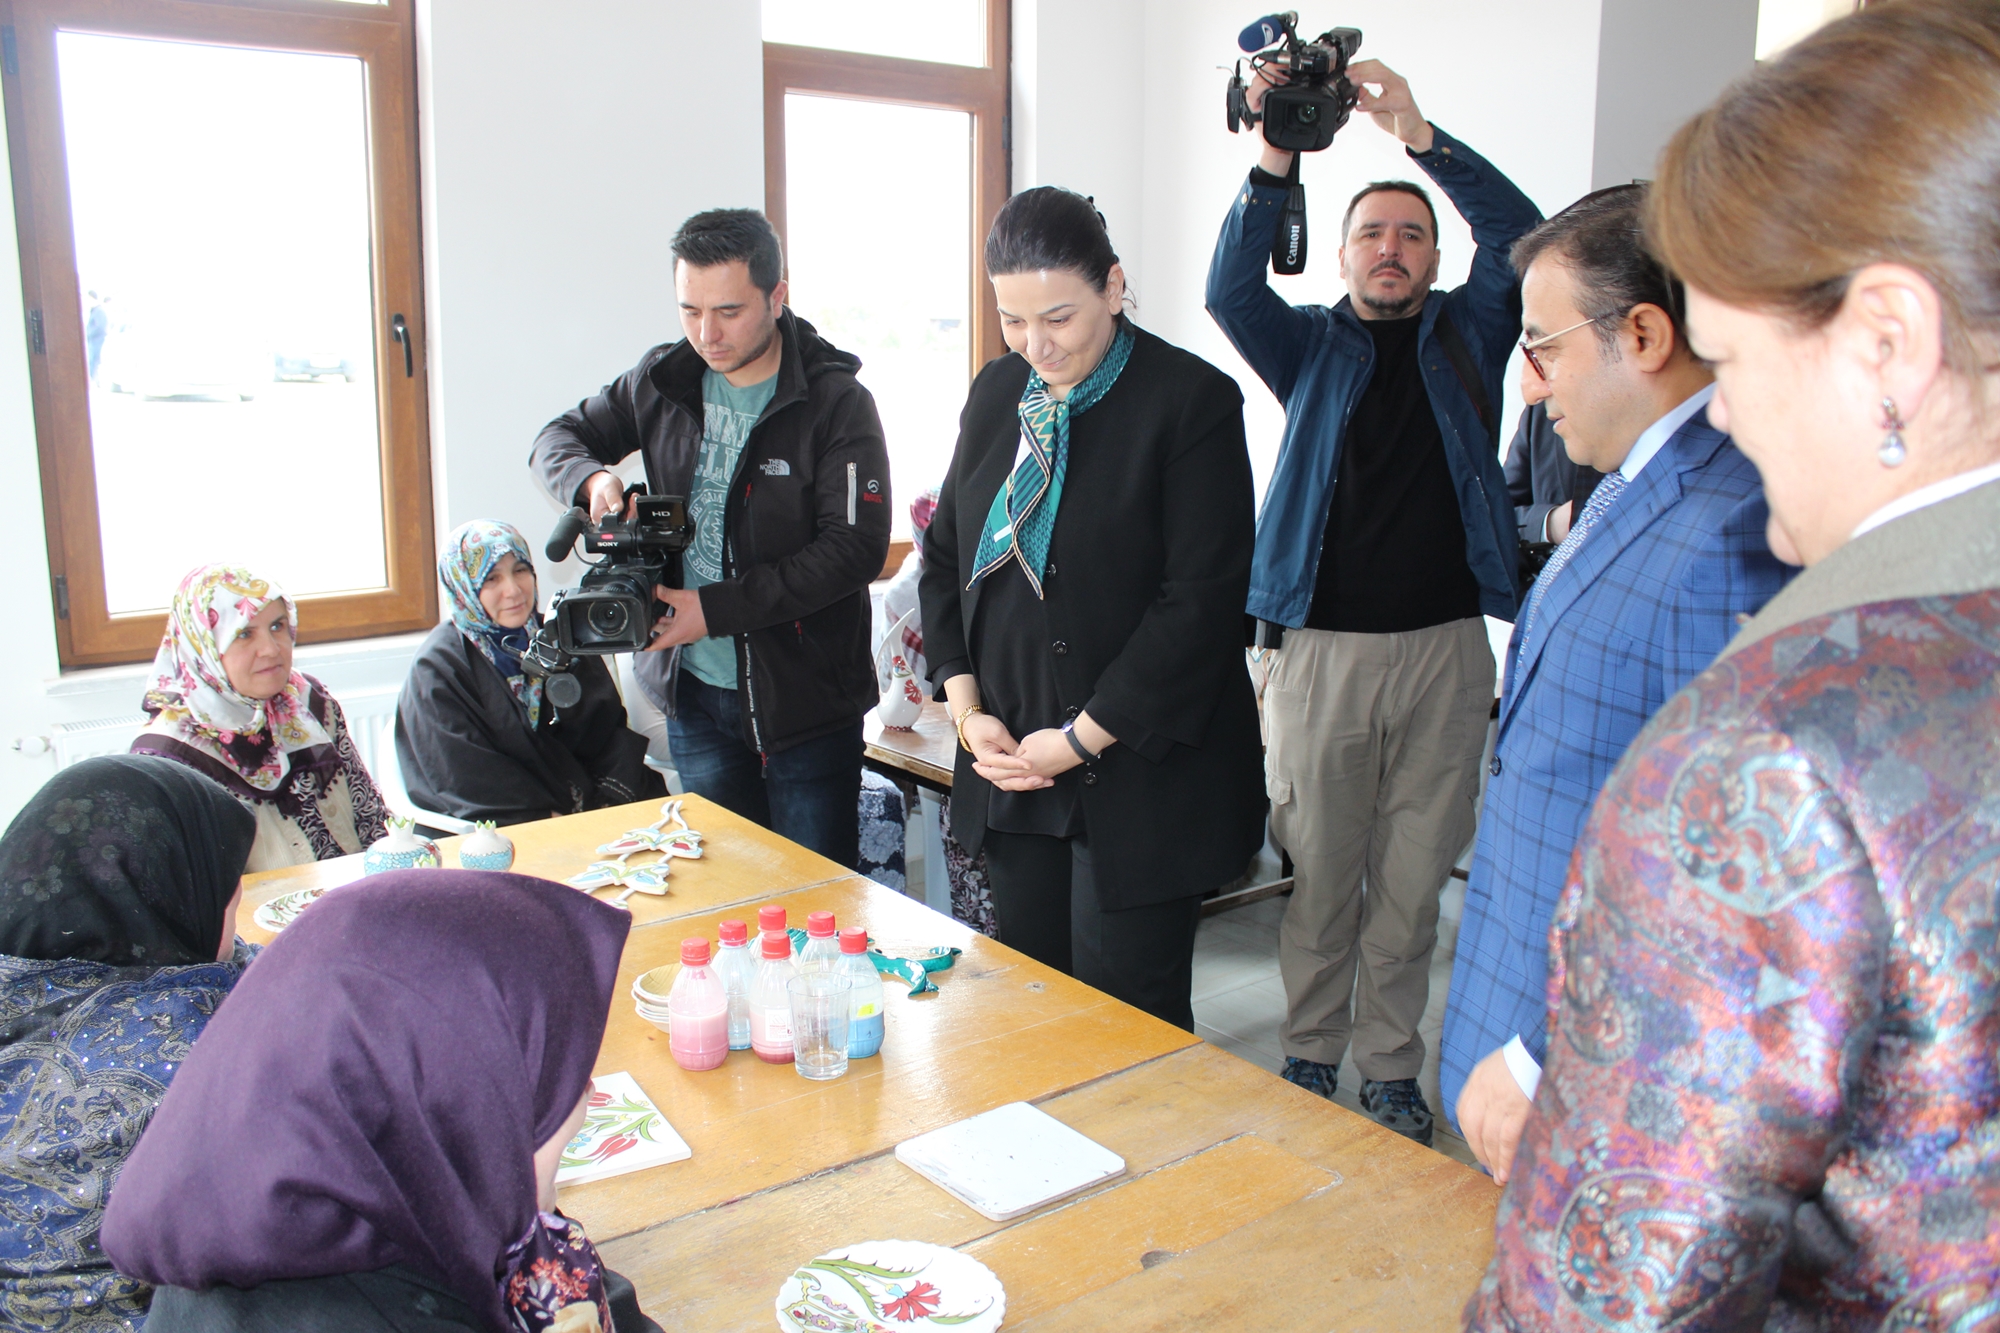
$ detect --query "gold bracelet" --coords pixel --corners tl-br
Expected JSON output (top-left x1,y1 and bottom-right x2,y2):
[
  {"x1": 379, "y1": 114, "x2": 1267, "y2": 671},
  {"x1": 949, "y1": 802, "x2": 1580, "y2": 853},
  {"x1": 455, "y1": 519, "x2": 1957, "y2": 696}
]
[{"x1": 953, "y1": 704, "x2": 985, "y2": 753}]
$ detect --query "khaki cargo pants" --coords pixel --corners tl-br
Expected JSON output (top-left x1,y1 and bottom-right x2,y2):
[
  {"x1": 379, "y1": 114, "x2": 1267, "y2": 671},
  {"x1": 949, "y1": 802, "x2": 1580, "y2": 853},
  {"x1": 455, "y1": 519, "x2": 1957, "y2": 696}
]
[{"x1": 1262, "y1": 618, "x2": 1493, "y2": 1082}]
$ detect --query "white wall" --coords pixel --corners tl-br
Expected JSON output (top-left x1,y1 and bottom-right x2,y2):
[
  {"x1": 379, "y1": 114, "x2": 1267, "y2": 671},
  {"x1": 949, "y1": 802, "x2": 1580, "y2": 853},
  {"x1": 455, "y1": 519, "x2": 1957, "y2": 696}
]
[
  {"x1": 0, "y1": 0, "x2": 763, "y2": 823},
  {"x1": 1016, "y1": 0, "x2": 1601, "y2": 499},
  {"x1": 418, "y1": 0, "x2": 763, "y2": 566},
  {"x1": 1593, "y1": 0, "x2": 1758, "y2": 188},
  {"x1": 0, "y1": 116, "x2": 66, "y2": 815}
]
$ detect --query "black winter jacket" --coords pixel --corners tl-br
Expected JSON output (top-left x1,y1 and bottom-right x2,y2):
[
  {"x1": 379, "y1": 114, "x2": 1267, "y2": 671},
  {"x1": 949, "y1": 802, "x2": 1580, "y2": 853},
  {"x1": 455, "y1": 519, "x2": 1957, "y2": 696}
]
[
  {"x1": 530, "y1": 310, "x2": 891, "y2": 755},
  {"x1": 393, "y1": 621, "x2": 663, "y2": 827},
  {"x1": 921, "y1": 323, "x2": 1268, "y2": 909}
]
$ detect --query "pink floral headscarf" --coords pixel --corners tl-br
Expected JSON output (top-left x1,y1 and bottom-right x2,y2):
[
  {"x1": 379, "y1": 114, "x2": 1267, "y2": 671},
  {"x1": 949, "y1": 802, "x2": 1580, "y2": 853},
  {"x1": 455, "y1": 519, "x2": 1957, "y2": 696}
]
[{"x1": 142, "y1": 564, "x2": 331, "y2": 792}]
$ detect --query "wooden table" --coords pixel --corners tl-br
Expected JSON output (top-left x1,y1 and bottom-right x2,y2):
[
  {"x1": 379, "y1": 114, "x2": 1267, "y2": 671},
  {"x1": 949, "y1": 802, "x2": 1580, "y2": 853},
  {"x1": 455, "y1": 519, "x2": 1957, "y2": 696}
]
[
  {"x1": 238, "y1": 797, "x2": 1498, "y2": 1329},
  {"x1": 863, "y1": 701, "x2": 957, "y2": 912},
  {"x1": 864, "y1": 699, "x2": 957, "y2": 790}
]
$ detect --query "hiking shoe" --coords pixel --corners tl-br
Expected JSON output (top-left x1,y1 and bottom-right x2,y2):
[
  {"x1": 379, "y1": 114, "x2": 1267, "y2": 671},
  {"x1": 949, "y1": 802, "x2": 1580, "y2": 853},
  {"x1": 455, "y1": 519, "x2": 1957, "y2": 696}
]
[
  {"x1": 1281, "y1": 1056, "x2": 1339, "y2": 1100},
  {"x1": 1359, "y1": 1077, "x2": 1434, "y2": 1146}
]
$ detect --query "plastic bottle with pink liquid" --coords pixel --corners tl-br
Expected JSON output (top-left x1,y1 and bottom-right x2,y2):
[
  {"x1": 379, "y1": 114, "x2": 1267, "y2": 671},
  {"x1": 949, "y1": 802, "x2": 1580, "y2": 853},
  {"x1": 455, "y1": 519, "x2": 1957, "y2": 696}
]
[{"x1": 667, "y1": 937, "x2": 729, "y2": 1072}]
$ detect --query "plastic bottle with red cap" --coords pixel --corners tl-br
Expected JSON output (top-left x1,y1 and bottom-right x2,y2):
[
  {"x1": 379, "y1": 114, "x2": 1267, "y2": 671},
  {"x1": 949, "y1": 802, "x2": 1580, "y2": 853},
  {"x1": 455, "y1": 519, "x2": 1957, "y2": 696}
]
[
  {"x1": 837, "y1": 926, "x2": 886, "y2": 1059},
  {"x1": 798, "y1": 910, "x2": 841, "y2": 974},
  {"x1": 714, "y1": 918, "x2": 755, "y2": 1051},
  {"x1": 749, "y1": 906, "x2": 796, "y2": 1063},
  {"x1": 667, "y1": 937, "x2": 728, "y2": 1071}
]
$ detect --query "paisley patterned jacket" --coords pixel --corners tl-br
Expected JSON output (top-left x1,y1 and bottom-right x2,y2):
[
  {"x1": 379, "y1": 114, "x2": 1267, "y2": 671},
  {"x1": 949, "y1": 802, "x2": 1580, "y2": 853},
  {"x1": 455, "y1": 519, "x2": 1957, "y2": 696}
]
[
  {"x1": 1, "y1": 945, "x2": 252, "y2": 1331},
  {"x1": 1469, "y1": 480, "x2": 2000, "y2": 1329}
]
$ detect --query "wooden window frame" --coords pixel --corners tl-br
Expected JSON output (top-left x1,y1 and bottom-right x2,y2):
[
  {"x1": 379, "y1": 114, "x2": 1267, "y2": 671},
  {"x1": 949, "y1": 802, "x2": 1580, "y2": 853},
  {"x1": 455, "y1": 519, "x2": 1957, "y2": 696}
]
[
  {"x1": 763, "y1": 2, "x2": 1009, "y2": 579},
  {"x1": 2, "y1": 0, "x2": 435, "y2": 668}
]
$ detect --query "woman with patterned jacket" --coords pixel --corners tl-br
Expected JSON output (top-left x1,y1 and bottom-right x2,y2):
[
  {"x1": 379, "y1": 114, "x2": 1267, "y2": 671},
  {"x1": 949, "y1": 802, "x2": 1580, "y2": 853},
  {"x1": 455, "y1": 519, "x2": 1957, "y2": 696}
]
[
  {"x1": 0, "y1": 755, "x2": 255, "y2": 1330},
  {"x1": 1469, "y1": 3, "x2": 2000, "y2": 1326},
  {"x1": 132, "y1": 565, "x2": 388, "y2": 871}
]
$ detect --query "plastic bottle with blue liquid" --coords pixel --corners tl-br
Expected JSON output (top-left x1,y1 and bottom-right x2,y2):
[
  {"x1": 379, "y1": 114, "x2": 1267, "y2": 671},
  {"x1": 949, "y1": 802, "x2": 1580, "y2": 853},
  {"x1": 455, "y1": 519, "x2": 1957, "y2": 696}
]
[{"x1": 837, "y1": 926, "x2": 885, "y2": 1059}]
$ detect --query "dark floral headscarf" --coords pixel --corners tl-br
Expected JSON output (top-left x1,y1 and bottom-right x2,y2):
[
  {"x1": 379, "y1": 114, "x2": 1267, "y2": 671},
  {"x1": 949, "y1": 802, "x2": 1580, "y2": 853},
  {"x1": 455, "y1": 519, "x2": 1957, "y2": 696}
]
[{"x1": 0, "y1": 754, "x2": 255, "y2": 965}]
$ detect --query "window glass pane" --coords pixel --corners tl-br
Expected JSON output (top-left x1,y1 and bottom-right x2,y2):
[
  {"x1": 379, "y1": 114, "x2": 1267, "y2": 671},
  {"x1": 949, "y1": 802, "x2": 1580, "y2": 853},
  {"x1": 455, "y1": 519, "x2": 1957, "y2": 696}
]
[
  {"x1": 784, "y1": 95, "x2": 969, "y2": 539},
  {"x1": 764, "y1": 0, "x2": 984, "y2": 67},
  {"x1": 58, "y1": 31, "x2": 384, "y2": 615}
]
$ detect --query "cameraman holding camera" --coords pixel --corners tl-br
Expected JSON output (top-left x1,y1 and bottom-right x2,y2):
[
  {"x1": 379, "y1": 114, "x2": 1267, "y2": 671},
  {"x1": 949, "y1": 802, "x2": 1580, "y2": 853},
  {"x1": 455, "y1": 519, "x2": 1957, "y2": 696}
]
[
  {"x1": 1207, "y1": 55, "x2": 1539, "y2": 1144},
  {"x1": 529, "y1": 209, "x2": 890, "y2": 869}
]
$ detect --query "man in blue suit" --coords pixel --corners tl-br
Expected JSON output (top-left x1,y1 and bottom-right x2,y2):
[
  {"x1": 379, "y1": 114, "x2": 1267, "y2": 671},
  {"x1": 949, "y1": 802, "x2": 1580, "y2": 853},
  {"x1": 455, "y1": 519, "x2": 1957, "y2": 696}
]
[{"x1": 1442, "y1": 185, "x2": 1790, "y2": 1180}]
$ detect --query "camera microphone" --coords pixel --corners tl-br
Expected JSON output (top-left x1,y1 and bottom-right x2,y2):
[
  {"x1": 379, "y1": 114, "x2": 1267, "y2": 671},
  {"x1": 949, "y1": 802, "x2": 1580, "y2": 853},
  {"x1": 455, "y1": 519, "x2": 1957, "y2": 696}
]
[
  {"x1": 1237, "y1": 12, "x2": 1295, "y2": 52},
  {"x1": 545, "y1": 506, "x2": 591, "y2": 562}
]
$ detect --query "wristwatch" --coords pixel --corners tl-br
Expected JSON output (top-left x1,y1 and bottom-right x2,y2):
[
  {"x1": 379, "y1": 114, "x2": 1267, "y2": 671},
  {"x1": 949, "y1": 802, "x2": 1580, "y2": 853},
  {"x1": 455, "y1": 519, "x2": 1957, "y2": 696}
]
[{"x1": 1061, "y1": 718, "x2": 1099, "y2": 764}]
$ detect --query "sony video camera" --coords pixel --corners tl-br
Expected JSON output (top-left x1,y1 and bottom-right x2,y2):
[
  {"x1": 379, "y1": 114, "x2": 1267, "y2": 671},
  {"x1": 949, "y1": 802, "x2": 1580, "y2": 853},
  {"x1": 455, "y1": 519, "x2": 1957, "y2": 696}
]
[
  {"x1": 1225, "y1": 13, "x2": 1364, "y2": 274},
  {"x1": 521, "y1": 487, "x2": 695, "y2": 709}
]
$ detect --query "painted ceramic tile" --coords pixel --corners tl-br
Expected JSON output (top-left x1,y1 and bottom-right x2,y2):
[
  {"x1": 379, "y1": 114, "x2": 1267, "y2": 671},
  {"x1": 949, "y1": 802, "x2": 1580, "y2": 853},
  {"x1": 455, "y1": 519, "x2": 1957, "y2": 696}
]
[{"x1": 554, "y1": 1071, "x2": 690, "y2": 1187}]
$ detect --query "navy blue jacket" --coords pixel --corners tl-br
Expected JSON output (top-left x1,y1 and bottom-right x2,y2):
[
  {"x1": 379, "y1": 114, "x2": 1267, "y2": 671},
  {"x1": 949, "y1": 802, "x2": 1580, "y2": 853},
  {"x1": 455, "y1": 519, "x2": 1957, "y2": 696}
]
[
  {"x1": 1439, "y1": 406, "x2": 1792, "y2": 1121},
  {"x1": 1206, "y1": 126, "x2": 1542, "y2": 625}
]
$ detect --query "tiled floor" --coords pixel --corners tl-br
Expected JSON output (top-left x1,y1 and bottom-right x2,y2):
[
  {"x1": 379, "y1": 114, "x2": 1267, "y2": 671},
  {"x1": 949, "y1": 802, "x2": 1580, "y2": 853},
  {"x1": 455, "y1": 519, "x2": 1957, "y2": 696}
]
[{"x1": 1191, "y1": 878, "x2": 1480, "y2": 1169}]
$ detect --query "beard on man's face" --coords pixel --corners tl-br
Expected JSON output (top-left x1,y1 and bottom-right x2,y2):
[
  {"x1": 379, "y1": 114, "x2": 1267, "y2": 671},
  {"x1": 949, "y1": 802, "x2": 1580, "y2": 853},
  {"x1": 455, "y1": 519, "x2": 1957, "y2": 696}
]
[
  {"x1": 1360, "y1": 288, "x2": 1425, "y2": 318},
  {"x1": 723, "y1": 323, "x2": 779, "y2": 373}
]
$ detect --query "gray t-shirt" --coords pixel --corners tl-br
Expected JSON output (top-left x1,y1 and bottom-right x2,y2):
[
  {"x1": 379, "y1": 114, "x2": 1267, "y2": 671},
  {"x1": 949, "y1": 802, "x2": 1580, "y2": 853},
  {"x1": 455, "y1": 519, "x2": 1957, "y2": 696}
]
[{"x1": 682, "y1": 367, "x2": 777, "y2": 690}]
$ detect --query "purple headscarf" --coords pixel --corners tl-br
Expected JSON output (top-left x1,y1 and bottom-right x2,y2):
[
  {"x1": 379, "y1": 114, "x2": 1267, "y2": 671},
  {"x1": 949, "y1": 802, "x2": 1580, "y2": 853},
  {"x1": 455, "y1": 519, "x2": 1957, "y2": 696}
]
[{"x1": 100, "y1": 870, "x2": 630, "y2": 1328}]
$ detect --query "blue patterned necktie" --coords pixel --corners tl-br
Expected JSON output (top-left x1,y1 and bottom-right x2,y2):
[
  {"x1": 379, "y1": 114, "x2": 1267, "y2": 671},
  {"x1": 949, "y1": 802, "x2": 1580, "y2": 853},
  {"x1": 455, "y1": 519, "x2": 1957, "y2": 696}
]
[{"x1": 1518, "y1": 470, "x2": 1629, "y2": 652}]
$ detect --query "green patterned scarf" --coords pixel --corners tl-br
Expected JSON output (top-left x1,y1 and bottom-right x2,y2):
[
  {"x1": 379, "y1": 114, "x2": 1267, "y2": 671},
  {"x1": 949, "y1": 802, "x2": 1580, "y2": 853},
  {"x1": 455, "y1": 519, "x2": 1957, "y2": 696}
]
[{"x1": 968, "y1": 322, "x2": 1135, "y2": 597}]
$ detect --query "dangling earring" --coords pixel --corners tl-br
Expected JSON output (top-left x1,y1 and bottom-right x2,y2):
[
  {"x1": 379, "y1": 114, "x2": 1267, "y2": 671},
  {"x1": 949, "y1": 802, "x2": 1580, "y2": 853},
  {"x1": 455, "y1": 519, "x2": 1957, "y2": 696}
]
[{"x1": 1878, "y1": 396, "x2": 1908, "y2": 468}]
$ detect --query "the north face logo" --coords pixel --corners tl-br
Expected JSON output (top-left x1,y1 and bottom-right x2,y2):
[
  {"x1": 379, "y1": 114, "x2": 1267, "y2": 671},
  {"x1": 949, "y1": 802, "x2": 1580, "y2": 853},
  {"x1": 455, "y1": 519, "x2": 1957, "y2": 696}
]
[{"x1": 759, "y1": 459, "x2": 791, "y2": 476}]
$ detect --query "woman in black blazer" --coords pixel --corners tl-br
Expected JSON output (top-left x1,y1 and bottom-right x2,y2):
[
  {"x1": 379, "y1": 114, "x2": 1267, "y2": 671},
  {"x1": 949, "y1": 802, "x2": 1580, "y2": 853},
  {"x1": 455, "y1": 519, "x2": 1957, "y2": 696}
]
[{"x1": 920, "y1": 188, "x2": 1266, "y2": 1029}]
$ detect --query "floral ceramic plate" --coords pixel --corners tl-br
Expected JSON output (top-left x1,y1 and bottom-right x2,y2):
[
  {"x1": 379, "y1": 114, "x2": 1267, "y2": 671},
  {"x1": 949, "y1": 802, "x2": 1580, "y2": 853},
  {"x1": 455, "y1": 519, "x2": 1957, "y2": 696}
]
[
  {"x1": 776, "y1": 1240, "x2": 1004, "y2": 1333},
  {"x1": 251, "y1": 887, "x2": 323, "y2": 934}
]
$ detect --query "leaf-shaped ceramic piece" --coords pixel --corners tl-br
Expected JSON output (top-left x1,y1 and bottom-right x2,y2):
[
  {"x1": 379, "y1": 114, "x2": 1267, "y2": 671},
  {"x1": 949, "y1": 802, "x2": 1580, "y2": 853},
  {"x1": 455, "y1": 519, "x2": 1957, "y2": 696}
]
[
  {"x1": 657, "y1": 830, "x2": 705, "y2": 859},
  {"x1": 597, "y1": 828, "x2": 672, "y2": 858},
  {"x1": 568, "y1": 861, "x2": 635, "y2": 891}
]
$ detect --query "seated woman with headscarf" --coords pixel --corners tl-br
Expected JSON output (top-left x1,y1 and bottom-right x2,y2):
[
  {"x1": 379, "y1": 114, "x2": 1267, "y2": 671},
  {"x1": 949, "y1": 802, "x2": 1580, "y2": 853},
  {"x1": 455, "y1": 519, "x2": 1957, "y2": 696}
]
[
  {"x1": 101, "y1": 869, "x2": 662, "y2": 1333},
  {"x1": 395, "y1": 520, "x2": 663, "y2": 828},
  {"x1": 132, "y1": 565, "x2": 389, "y2": 872},
  {"x1": 0, "y1": 754, "x2": 256, "y2": 1331}
]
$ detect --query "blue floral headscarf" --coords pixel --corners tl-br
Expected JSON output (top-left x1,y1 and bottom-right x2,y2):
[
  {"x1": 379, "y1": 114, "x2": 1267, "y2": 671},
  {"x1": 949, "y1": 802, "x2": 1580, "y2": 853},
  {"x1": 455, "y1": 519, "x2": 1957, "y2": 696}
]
[{"x1": 439, "y1": 521, "x2": 543, "y2": 727}]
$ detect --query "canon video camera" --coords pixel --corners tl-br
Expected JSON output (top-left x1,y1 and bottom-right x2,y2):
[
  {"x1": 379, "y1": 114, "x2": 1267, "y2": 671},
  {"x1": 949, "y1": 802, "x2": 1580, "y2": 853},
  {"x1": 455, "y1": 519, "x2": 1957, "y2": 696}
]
[{"x1": 1225, "y1": 13, "x2": 1363, "y2": 274}]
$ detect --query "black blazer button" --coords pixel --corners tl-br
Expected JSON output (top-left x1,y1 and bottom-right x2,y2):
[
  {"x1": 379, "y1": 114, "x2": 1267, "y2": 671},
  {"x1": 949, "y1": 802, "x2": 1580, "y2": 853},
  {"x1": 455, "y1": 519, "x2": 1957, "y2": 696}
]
[
  {"x1": 1489, "y1": 756, "x2": 1503, "y2": 777},
  {"x1": 1065, "y1": 705, "x2": 1080, "y2": 720},
  {"x1": 1052, "y1": 640, "x2": 1069, "y2": 656},
  {"x1": 1046, "y1": 561, "x2": 1058, "y2": 576},
  {"x1": 1083, "y1": 770, "x2": 1099, "y2": 786}
]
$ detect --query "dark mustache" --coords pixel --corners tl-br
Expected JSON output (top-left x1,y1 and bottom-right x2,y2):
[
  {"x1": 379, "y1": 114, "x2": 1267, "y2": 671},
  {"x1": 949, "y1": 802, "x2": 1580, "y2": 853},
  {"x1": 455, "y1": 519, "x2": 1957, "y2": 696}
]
[{"x1": 1369, "y1": 260, "x2": 1410, "y2": 278}]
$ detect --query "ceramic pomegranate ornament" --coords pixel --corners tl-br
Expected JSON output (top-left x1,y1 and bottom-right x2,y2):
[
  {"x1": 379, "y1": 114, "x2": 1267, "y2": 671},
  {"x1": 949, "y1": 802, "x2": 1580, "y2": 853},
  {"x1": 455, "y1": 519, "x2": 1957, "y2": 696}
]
[
  {"x1": 363, "y1": 816, "x2": 441, "y2": 874},
  {"x1": 458, "y1": 820, "x2": 516, "y2": 871}
]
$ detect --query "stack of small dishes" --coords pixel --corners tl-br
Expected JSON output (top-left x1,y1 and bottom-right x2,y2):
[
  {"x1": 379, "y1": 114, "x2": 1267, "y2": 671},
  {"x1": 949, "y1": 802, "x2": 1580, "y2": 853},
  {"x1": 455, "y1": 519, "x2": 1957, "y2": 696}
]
[{"x1": 631, "y1": 963, "x2": 676, "y2": 1034}]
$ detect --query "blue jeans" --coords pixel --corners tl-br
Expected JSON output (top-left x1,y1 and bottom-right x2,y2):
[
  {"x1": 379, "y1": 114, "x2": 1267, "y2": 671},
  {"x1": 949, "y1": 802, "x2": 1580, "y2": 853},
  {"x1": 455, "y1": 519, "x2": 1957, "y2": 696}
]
[{"x1": 668, "y1": 671, "x2": 863, "y2": 869}]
